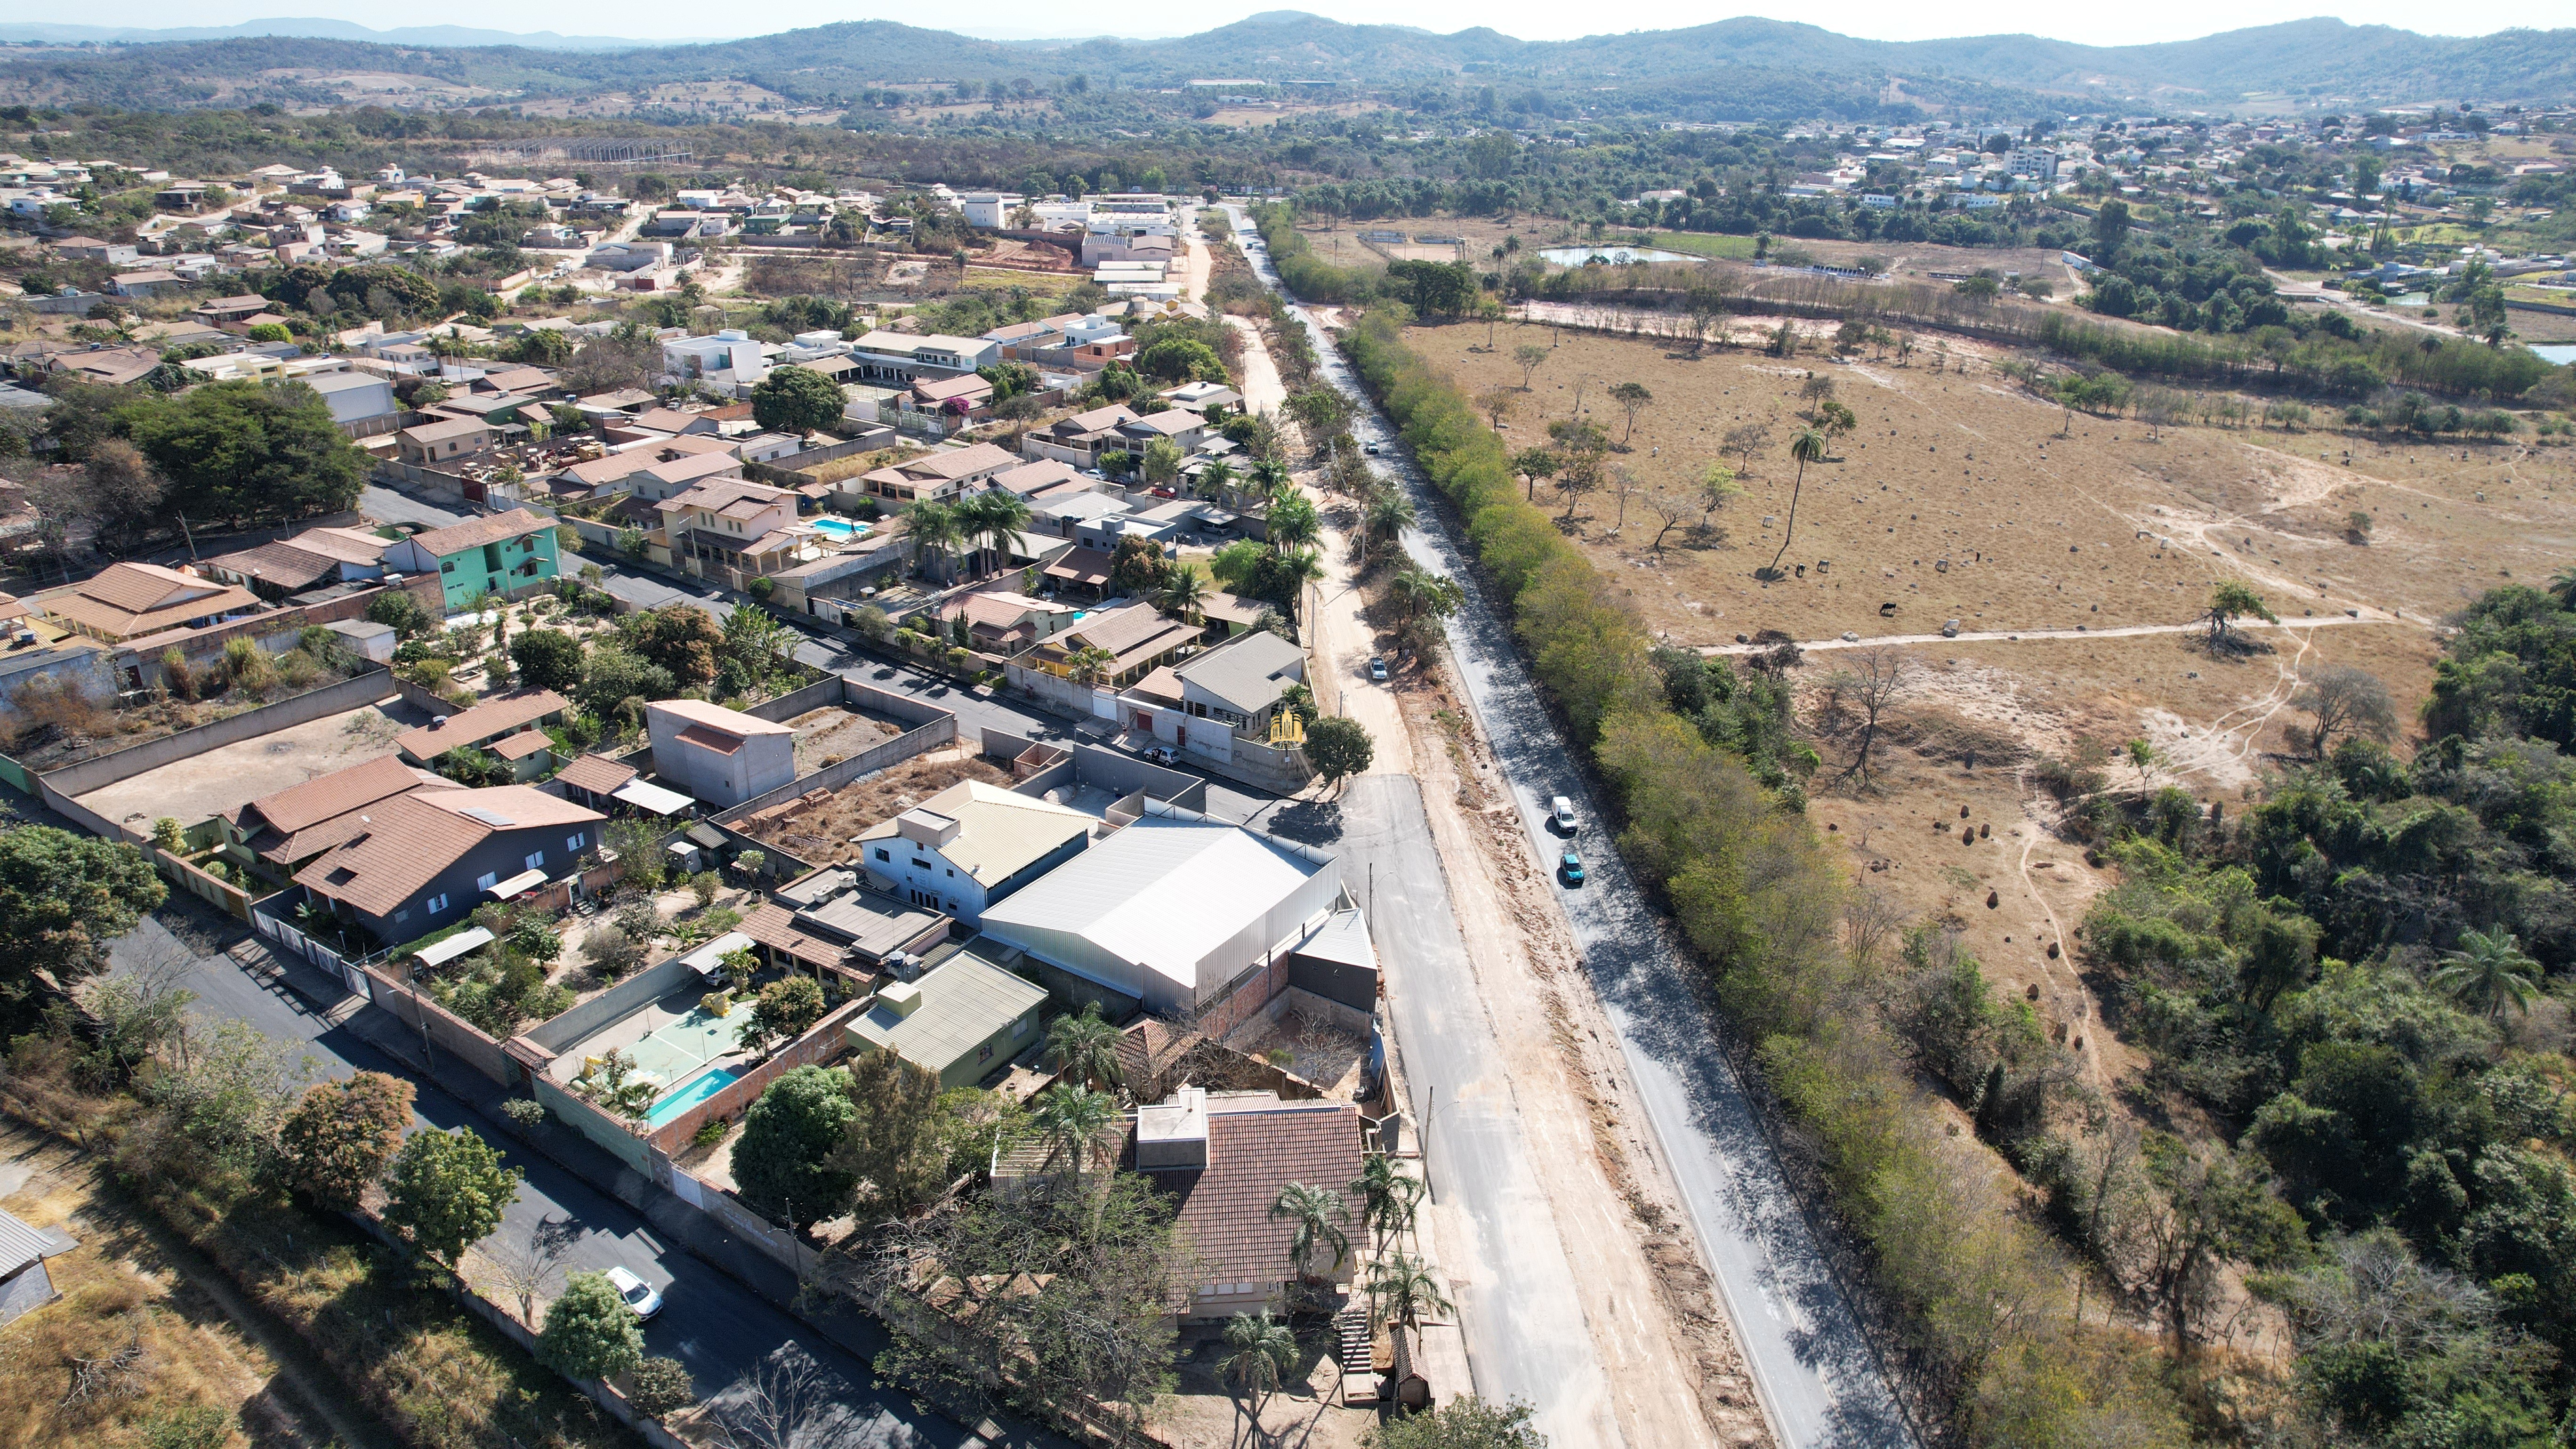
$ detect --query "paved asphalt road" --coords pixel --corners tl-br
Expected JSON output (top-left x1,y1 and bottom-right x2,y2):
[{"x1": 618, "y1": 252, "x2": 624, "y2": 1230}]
[
  {"x1": 109, "y1": 907, "x2": 988, "y2": 1449},
  {"x1": 360, "y1": 484, "x2": 465, "y2": 531},
  {"x1": 1226, "y1": 209, "x2": 1915, "y2": 1449}
]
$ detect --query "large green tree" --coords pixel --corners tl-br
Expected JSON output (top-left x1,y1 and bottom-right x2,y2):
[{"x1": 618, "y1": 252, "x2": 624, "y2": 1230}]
[
  {"x1": 382, "y1": 1127, "x2": 522, "y2": 1271},
  {"x1": 539, "y1": 1270, "x2": 647, "y2": 1382},
  {"x1": 0, "y1": 827, "x2": 166, "y2": 1016},
  {"x1": 749, "y1": 364, "x2": 847, "y2": 434},
  {"x1": 123, "y1": 379, "x2": 368, "y2": 523},
  {"x1": 734, "y1": 1064, "x2": 856, "y2": 1228},
  {"x1": 277, "y1": 1071, "x2": 414, "y2": 1213},
  {"x1": 509, "y1": 628, "x2": 586, "y2": 694}
]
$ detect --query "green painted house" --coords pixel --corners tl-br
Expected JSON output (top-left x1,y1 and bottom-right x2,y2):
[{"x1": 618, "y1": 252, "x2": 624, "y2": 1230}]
[{"x1": 385, "y1": 507, "x2": 563, "y2": 609}]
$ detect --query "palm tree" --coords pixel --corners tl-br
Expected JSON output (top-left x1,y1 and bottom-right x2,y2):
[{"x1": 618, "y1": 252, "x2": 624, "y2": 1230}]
[
  {"x1": 1248, "y1": 458, "x2": 1294, "y2": 507},
  {"x1": 1064, "y1": 645, "x2": 1117, "y2": 686},
  {"x1": 1043, "y1": 1005, "x2": 1125, "y2": 1094},
  {"x1": 1269, "y1": 1182, "x2": 1351, "y2": 1286},
  {"x1": 1767, "y1": 426, "x2": 1828, "y2": 578},
  {"x1": 1359, "y1": 490, "x2": 1416, "y2": 569},
  {"x1": 1217, "y1": 1311, "x2": 1298, "y2": 1447},
  {"x1": 1365, "y1": 1254, "x2": 1452, "y2": 1333},
  {"x1": 1349, "y1": 1156, "x2": 1424, "y2": 1249},
  {"x1": 1031, "y1": 1083, "x2": 1117, "y2": 1190},
  {"x1": 905, "y1": 499, "x2": 964, "y2": 579},
  {"x1": 1274, "y1": 548, "x2": 1326, "y2": 620},
  {"x1": 1267, "y1": 495, "x2": 1321, "y2": 554},
  {"x1": 1157, "y1": 566, "x2": 1209, "y2": 625},
  {"x1": 2549, "y1": 564, "x2": 2576, "y2": 610},
  {"x1": 1195, "y1": 459, "x2": 1237, "y2": 502},
  {"x1": 953, "y1": 490, "x2": 1031, "y2": 578},
  {"x1": 2431, "y1": 928, "x2": 2541, "y2": 1023}
]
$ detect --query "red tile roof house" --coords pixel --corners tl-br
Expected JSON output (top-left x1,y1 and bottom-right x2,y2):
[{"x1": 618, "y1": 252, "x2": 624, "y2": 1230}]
[
  {"x1": 217, "y1": 753, "x2": 462, "y2": 882},
  {"x1": 292, "y1": 784, "x2": 604, "y2": 946},
  {"x1": 1130, "y1": 1087, "x2": 1365, "y2": 1321},
  {"x1": 393, "y1": 689, "x2": 570, "y2": 766}
]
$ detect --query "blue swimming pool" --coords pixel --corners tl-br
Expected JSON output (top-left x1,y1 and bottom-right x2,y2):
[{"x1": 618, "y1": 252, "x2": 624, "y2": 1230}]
[
  {"x1": 645, "y1": 1066, "x2": 739, "y2": 1129},
  {"x1": 810, "y1": 516, "x2": 870, "y2": 541}
]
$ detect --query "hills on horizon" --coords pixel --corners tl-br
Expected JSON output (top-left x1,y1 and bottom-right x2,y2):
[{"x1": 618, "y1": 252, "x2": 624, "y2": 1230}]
[
  {"x1": 2, "y1": 11, "x2": 2571, "y2": 114},
  {"x1": 0, "y1": 17, "x2": 717, "y2": 51}
]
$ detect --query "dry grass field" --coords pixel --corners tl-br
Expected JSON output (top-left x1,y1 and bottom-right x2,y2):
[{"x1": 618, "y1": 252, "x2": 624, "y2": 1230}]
[
  {"x1": 1398, "y1": 313, "x2": 2576, "y2": 1076},
  {"x1": 0, "y1": 1123, "x2": 346, "y2": 1449},
  {"x1": 734, "y1": 752, "x2": 1010, "y2": 864}
]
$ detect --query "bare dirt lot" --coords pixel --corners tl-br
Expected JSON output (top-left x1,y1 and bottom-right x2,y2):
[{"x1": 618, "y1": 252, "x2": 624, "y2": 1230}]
[
  {"x1": 75, "y1": 696, "x2": 422, "y2": 835},
  {"x1": 732, "y1": 752, "x2": 1010, "y2": 864},
  {"x1": 782, "y1": 704, "x2": 899, "y2": 775},
  {"x1": 1408, "y1": 317, "x2": 2573, "y2": 657}
]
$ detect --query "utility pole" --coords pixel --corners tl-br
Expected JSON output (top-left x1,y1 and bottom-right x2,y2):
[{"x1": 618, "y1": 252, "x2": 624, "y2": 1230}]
[{"x1": 176, "y1": 512, "x2": 199, "y2": 561}]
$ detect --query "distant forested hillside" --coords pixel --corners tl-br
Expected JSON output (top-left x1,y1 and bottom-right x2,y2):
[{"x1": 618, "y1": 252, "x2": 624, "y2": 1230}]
[{"x1": 0, "y1": 13, "x2": 2569, "y2": 115}]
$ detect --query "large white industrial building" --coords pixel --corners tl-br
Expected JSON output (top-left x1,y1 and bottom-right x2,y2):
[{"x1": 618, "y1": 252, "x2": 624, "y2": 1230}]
[{"x1": 977, "y1": 806, "x2": 1342, "y2": 1015}]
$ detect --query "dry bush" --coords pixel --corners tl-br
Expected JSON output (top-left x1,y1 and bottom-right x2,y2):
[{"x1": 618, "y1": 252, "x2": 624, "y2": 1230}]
[{"x1": 0, "y1": 673, "x2": 113, "y2": 751}]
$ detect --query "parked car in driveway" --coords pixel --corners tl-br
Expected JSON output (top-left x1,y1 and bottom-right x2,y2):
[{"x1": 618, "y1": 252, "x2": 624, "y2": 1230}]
[
  {"x1": 606, "y1": 1265, "x2": 663, "y2": 1321},
  {"x1": 1368, "y1": 656, "x2": 1389, "y2": 682},
  {"x1": 1142, "y1": 745, "x2": 1178, "y2": 765},
  {"x1": 1559, "y1": 849, "x2": 1586, "y2": 886},
  {"x1": 1550, "y1": 796, "x2": 1579, "y2": 834}
]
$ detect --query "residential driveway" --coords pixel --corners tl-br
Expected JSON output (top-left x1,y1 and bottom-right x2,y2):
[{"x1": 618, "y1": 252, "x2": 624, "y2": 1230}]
[
  {"x1": 111, "y1": 905, "x2": 994, "y2": 1449},
  {"x1": 1225, "y1": 207, "x2": 1917, "y2": 1449}
]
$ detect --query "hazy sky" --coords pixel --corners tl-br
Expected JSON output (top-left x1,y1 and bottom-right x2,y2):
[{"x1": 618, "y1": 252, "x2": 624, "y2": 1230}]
[{"x1": 56, "y1": 0, "x2": 2572, "y2": 46}]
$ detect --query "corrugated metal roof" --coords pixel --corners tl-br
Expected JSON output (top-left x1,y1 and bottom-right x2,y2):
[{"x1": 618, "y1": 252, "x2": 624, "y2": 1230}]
[
  {"x1": 979, "y1": 818, "x2": 1331, "y2": 996},
  {"x1": 850, "y1": 949, "x2": 1046, "y2": 1075},
  {"x1": 0, "y1": 1207, "x2": 72, "y2": 1277}
]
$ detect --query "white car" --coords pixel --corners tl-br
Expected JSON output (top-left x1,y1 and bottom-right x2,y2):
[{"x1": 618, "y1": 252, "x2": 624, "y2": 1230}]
[
  {"x1": 605, "y1": 1265, "x2": 663, "y2": 1321},
  {"x1": 1550, "y1": 796, "x2": 1579, "y2": 834}
]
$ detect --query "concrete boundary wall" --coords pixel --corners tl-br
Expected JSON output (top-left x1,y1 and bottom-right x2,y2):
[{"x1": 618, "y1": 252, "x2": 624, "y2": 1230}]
[
  {"x1": 523, "y1": 953, "x2": 704, "y2": 1055},
  {"x1": 715, "y1": 715, "x2": 956, "y2": 826},
  {"x1": 358, "y1": 961, "x2": 522, "y2": 1087},
  {"x1": 38, "y1": 669, "x2": 395, "y2": 798}
]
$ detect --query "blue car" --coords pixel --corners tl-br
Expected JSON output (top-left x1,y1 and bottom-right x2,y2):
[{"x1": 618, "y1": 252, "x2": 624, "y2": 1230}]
[{"x1": 1559, "y1": 849, "x2": 1586, "y2": 886}]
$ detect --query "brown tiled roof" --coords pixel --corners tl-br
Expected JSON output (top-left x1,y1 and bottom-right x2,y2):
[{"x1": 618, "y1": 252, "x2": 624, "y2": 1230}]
[
  {"x1": 642, "y1": 452, "x2": 743, "y2": 490},
  {"x1": 77, "y1": 562, "x2": 229, "y2": 614},
  {"x1": 674, "y1": 723, "x2": 744, "y2": 755},
  {"x1": 1115, "y1": 1019, "x2": 1183, "y2": 1096},
  {"x1": 740, "y1": 902, "x2": 857, "y2": 974},
  {"x1": 403, "y1": 507, "x2": 552, "y2": 558},
  {"x1": 555, "y1": 754, "x2": 637, "y2": 795},
  {"x1": 489, "y1": 730, "x2": 554, "y2": 761},
  {"x1": 630, "y1": 407, "x2": 715, "y2": 435},
  {"x1": 207, "y1": 541, "x2": 339, "y2": 592},
  {"x1": 896, "y1": 442, "x2": 1016, "y2": 482},
  {"x1": 394, "y1": 689, "x2": 568, "y2": 761},
  {"x1": 293, "y1": 786, "x2": 601, "y2": 918},
  {"x1": 42, "y1": 563, "x2": 261, "y2": 641},
  {"x1": 233, "y1": 755, "x2": 461, "y2": 864},
  {"x1": 1148, "y1": 1098, "x2": 1364, "y2": 1292},
  {"x1": 284, "y1": 526, "x2": 394, "y2": 567},
  {"x1": 1040, "y1": 547, "x2": 1114, "y2": 588},
  {"x1": 242, "y1": 754, "x2": 435, "y2": 835}
]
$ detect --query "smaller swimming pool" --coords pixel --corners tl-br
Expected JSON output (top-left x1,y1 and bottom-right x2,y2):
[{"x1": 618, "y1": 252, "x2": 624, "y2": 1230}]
[
  {"x1": 646, "y1": 1066, "x2": 739, "y2": 1130},
  {"x1": 810, "y1": 516, "x2": 870, "y2": 541}
]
